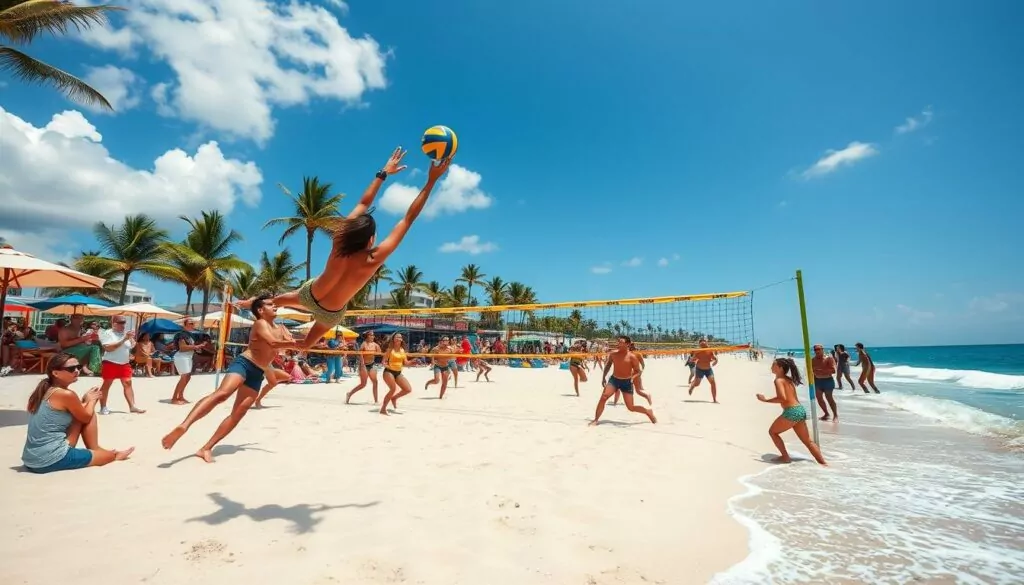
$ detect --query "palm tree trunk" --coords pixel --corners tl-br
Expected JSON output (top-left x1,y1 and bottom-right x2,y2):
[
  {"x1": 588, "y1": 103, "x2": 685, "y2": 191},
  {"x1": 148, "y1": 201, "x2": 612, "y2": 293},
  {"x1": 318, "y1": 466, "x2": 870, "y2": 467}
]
[
  {"x1": 118, "y1": 270, "x2": 132, "y2": 304},
  {"x1": 467, "y1": 283, "x2": 473, "y2": 307},
  {"x1": 305, "y1": 229, "x2": 313, "y2": 281},
  {"x1": 200, "y1": 286, "x2": 211, "y2": 330},
  {"x1": 185, "y1": 287, "x2": 194, "y2": 316},
  {"x1": 373, "y1": 280, "x2": 379, "y2": 308}
]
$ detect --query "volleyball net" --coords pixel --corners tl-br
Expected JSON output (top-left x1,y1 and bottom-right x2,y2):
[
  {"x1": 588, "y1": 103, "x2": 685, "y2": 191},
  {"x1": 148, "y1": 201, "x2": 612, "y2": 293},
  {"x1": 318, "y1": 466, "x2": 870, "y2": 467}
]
[{"x1": 217, "y1": 289, "x2": 754, "y2": 361}]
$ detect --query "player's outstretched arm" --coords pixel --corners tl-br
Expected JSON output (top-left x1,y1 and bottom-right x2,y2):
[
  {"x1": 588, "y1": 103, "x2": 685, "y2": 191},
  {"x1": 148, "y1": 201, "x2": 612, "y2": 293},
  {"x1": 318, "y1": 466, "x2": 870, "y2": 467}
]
[
  {"x1": 372, "y1": 157, "x2": 453, "y2": 261},
  {"x1": 348, "y1": 147, "x2": 408, "y2": 219}
]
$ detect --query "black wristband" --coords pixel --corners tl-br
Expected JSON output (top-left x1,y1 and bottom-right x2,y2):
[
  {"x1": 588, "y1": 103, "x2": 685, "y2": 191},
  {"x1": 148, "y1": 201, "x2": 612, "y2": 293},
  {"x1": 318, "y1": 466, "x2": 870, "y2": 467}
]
[{"x1": 375, "y1": 170, "x2": 388, "y2": 181}]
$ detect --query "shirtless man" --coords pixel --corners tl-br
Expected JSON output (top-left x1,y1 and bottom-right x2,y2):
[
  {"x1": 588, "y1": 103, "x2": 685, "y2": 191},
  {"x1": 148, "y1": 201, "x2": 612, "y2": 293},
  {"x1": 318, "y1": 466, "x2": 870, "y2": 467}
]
[
  {"x1": 811, "y1": 344, "x2": 838, "y2": 421},
  {"x1": 160, "y1": 295, "x2": 297, "y2": 462},
  {"x1": 237, "y1": 148, "x2": 453, "y2": 348},
  {"x1": 687, "y1": 339, "x2": 719, "y2": 402},
  {"x1": 345, "y1": 331, "x2": 382, "y2": 404},
  {"x1": 854, "y1": 342, "x2": 880, "y2": 393},
  {"x1": 591, "y1": 336, "x2": 657, "y2": 425}
]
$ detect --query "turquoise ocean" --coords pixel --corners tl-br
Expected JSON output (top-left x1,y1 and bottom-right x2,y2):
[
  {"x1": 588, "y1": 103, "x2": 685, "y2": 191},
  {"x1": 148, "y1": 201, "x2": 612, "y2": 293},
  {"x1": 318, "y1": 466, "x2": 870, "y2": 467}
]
[{"x1": 714, "y1": 344, "x2": 1024, "y2": 585}]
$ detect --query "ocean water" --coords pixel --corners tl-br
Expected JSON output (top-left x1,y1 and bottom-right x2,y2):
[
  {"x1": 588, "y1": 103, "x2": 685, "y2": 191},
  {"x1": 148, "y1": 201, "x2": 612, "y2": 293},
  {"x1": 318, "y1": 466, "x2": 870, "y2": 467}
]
[{"x1": 714, "y1": 344, "x2": 1024, "y2": 585}]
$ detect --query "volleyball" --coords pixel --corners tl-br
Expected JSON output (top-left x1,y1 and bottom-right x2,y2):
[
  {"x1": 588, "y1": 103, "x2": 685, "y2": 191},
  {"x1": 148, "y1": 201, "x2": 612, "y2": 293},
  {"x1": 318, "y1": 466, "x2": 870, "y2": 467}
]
[{"x1": 421, "y1": 125, "x2": 458, "y2": 161}]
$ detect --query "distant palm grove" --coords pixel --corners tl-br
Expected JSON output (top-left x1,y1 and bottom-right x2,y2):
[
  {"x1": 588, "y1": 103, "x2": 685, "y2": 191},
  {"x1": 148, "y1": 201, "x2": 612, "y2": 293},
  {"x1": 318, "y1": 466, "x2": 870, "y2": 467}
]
[{"x1": 55, "y1": 177, "x2": 717, "y2": 343}]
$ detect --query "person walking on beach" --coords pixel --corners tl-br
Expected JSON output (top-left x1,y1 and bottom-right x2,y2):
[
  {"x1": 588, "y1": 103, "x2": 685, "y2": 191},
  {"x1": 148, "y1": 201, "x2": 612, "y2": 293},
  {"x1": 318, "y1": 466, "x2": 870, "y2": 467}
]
[
  {"x1": 592, "y1": 336, "x2": 657, "y2": 425},
  {"x1": 97, "y1": 316, "x2": 145, "y2": 415},
  {"x1": 346, "y1": 331, "x2": 382, "y2": 404},
  {"x1": 757, "y1": 357, "x2": 827, "y2": 465},
  {"x1": 811, "y1": 344, "x2": 838, "y2": 421},
  {"x1": 834, "y1": 344, "x2": 856, "y2": 390},
  {"x1": 161, "y1": 295, "x2": 298, "y2": 463},
  {"x1": 424, "y1": 337, "x2": 452, "y2": 399},
  {"x1": 854, "y1": 342, "x2": 880, "y2": 393},
  {"x1": 687, "y1": 339, "x2": 719, "y2": 403}
]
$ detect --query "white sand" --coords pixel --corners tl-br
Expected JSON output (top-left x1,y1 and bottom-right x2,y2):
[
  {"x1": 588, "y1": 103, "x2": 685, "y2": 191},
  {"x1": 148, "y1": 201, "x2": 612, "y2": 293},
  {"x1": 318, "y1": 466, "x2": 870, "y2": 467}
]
[{"x1": 0, "y1": 355, "x2": 799, "y2": 584}]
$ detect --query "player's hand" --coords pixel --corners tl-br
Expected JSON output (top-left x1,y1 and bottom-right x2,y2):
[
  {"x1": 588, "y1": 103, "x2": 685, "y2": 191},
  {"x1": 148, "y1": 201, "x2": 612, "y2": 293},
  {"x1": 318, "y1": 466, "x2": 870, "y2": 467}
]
[
  {"x1": 427, "y1": 155, "x2": 453, "y2": 182},
  {"x1": 756, "y1": 393, "x2": 767, "y2": 402},
  {"x1": 85, "y1": 388, "x2": 102, "y2": 402},
  {"x1": 383, "y1": 146, "x2": 408, "y2": 175},
  {"x1": 234, "y1": 298, "x2": 254, "y2": 310}
]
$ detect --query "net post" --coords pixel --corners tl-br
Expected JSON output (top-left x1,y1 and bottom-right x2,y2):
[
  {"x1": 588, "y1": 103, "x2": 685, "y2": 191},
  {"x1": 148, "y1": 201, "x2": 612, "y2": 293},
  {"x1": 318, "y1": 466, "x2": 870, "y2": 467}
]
[
  {"x1": 795, "y1": 270, "x2": 819, "y2": 444},
  {"x1": 214, "y1": 284, "x2": 233, "y2": 388}
]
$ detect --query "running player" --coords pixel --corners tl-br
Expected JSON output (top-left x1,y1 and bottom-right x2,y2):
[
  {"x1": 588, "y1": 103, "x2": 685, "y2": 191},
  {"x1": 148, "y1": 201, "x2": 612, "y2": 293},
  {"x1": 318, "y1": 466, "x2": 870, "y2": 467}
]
[
  {"x1": 346, "y1": 331, "x2": 382, "y2": 404},
  {"x1": 160, "y1": 295, "x2": 297, "y2": 462},
  {"x1": 424, "y1": 337, "x2": 451, "y2": 399},
  {"x1": 568, "y1": 339, "x2": 588, "y2": 396},
  {"x1": 237, "y1": 148, "x2": 453, "y2": 348},
  {"x1": 757, "y1": 357, "x2": 828, "y2": 465},
  {"x1": 379, "y1": 333, "x2": 413, "y2": 415},
  {"x1": 629, "y1": 341, "x2": 653, "y2": 404},
  {"x1": 592, "y1": 336, "x2": 657, "y2": 425}
]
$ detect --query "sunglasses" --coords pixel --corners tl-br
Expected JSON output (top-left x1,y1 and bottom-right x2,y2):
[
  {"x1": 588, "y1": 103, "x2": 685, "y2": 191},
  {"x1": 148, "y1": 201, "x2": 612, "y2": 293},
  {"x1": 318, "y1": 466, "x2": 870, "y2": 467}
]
[{"x1": 58, "y1": 364, "x2": 83, "y2": 373}]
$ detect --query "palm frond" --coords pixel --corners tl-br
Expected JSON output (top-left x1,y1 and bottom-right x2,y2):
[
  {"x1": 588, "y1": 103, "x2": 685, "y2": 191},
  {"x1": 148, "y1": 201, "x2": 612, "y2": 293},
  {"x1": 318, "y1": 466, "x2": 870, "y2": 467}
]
[
  {"x1": 0, "y1": 45, "x2": 113, "y2": 109},
  {"x1": 0, "y1": 2, "x2": 125, "y2": 45}
]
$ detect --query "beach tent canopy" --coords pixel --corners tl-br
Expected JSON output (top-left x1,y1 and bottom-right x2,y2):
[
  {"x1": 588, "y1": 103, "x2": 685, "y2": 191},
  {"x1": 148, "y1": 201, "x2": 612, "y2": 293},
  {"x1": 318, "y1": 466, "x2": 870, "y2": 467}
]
[
  {"x1": 2, "y1": 302, "x2": 36, "y2": 314},
  {"x1": 180, "y1": 311, "x2": 254, "y2": 329},
  {"x1": 0, "y1": 246, "x2": 106, "y2": 290},
  {"x1": 139, "y1": 318, "x2": 184, "y2": 337},
  {"x1": 351, "y1": 323, "x2": 406, "y2": 336},
  {"x1": 29, "y1": 294, "x2": 113, "y2": 315},
  {"x1": 97, "y1": 302, "x2": 182, "y2": 319}
]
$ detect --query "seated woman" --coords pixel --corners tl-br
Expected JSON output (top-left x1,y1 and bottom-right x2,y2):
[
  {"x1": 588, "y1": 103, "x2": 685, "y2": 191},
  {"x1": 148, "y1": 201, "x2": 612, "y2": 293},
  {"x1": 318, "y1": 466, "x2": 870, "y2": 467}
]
[{"x1": 21, "y1": 353, "x2": 134, "y2": 473}]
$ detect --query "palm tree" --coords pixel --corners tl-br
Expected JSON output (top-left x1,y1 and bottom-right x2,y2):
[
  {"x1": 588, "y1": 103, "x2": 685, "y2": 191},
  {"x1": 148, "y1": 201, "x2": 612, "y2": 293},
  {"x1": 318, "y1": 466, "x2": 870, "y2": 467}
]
[
  {"x1": 257, "y1": 249, "x2": 304, "y2": 296},
  {"x1": 164, "y1": 211, "x2": 248, "y2": 327},
  {"x1": 84, "y1": 214, "x2": 172, "y2": 304},
  {"x1": 226, "y1": 264, "x2": 261, "y2": 300},
  {"x1": 392, "y1": 265, "x2": 424, "y2": 299},
  {"x1": 160, "y1": 250, "x2": 205, "y2": 315},
  {"x1": 387, "y1": 289, "x2": 415, "y2": 309},
  {"x1": 350, "y1": 282, "x2": 372, "y2": 309},
  {"x1": 263, "y1": 176, "x2": 344, "y2": 281},
  {"x1": 457, "y1": 263, "x2": 486, "y2": 306},
  {"x1": 441, "y1": 284, "x2": 469, "y2": 308},
  {"x1": 369, "y1": 264, "x2": 392, "y2": 307},
  {"x1": 419, "y1": 280, "x2": 444, "y2": 308},
  {"x1": 46, "y1": 250, "x2": 121, "y2": 301},
  {"x1": 484, "y1": 277, "x2": 508, "y2": 306},
  {"x1": 0, "y1": 2, "x2": 124, "y2": 110},
  {"x1": 507, "y1": 281, "x2": 536, "y2": 327}
]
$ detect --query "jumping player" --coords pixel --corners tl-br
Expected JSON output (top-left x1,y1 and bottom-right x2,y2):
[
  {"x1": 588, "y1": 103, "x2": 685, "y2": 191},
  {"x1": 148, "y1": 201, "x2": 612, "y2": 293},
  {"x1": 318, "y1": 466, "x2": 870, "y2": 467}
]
[
  {"x1": 591, "y1": 336, "x2": 657, "y2": 426},
  {"x1": 160, "y1": 295, "x2": 297, "y2": 462},
  {"x1": 237, "y1": 148, "x2": 453, "y2": 348}
]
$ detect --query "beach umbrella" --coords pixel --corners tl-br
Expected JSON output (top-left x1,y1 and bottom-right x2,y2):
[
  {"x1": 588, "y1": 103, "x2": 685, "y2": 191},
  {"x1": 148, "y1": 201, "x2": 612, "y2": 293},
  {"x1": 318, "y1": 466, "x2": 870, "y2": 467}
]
[
  {"x1": 97, "y1": 302, "x2": 182, "y2": 319},
  {"x1": 293, "y1": 320, "x2": 358, "y2": 340},
  {"x1": 139, "y1": 318, "x2": 184, "y2": 337},
  {"x1": 179, "y1": 311, "x2": 254, "y2": 329},
  {"x1": 2, "y1": 302, "x2": 36, "y2": 315},
  {"x1": 29, "y1": 294, "x2": 113, "y2": 315},
  {"x1": 0, "y1": 245, "x2": 105, "y2": 320}
]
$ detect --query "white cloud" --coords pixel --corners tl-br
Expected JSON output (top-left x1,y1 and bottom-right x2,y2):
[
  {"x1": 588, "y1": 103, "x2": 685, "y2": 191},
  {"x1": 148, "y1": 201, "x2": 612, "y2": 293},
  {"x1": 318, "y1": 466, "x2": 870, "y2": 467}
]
[
  {"x1": 895, "y1": 106, "x2": 934, "y2": 135},
  {"x1": 590, "y1": 265, "x2": 612, "y2": 275},
  {"x1": 968, "y1": 293, "x2": 1024, "y2": 314},
  {"x1": 801, "y1": 141, "x2": 879, "y2": 179},
  {"x1": 77, "y1": 0, "x2": 389, "y2": 144},
  {"x1": 0, "y1": 228, "x2": 76, "y2": 265},
  {"x1": 0, "y1": 106, "x2": 263, "y2": 239},
  {"x1": 896, "y1": 304, "x2": 935, "y2": 325},
  {"x1": 82, "y1": 66, "x2": 143, "y2": 114},
  {"x1": 657, "y1": 258, "x2": 669, "y2": 267},
  {"x1": 621, "y1": 257, "x2": 643, "y2": 268},
  {"x1": 671, "y1": 253, "x2": 680, "y2": 261},
  {"x1": 438, "y1": 235, "x2": 497, "y2": 255},
  {"x1": 379, "y1": 164, "x2": 493, "y2": 218}
]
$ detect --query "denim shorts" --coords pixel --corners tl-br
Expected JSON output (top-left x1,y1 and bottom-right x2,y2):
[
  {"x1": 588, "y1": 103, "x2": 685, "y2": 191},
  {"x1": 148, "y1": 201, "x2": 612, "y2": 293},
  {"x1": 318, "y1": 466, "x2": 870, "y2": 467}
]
[{"x1": 28, "y1": 447, "x2": 93, "y2": 474}]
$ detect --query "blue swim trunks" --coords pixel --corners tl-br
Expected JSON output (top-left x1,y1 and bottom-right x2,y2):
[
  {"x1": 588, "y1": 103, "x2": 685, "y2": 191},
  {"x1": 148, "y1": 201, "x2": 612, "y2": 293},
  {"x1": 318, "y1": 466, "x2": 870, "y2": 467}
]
[
  {"x1": 608, "y1": 376, "x2": 634, "y2": 394},
  {"x1": 27, "y1": 446, "x2": 92, "y2": 474},
  {"x1": 226, "y1": 355, "x2": 265, "y2": 392},
  {"x1": 815, "y1": 377, "x2": 836, "y2": 393},
  {"x1": 695, "y1": 367, "x2": 714, "y2": 380}
]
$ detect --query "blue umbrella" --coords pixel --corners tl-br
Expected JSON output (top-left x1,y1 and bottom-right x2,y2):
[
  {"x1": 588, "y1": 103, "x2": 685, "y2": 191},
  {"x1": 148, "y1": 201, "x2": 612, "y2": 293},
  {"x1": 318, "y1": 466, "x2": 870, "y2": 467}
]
[
  {"x1": 29, "y1": 293, "x2": 113, "y2": 311},
  {"x1": 139, "y1": 318, "x2": 184, "y2": 337}
]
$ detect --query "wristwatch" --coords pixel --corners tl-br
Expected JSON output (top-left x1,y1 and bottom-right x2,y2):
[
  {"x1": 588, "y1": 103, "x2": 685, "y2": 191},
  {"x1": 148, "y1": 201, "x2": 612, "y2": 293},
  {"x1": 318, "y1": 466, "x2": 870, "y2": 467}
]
[{"x1": 375, "y1": 170, "x2": 388, "y2": 181}]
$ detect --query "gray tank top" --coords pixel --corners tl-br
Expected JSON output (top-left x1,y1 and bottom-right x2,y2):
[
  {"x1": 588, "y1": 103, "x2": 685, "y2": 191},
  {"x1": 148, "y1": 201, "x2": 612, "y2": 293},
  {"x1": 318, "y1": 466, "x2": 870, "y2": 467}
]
[{"x1": 22, "y1": 389, "x2": 72, "y2": 469}]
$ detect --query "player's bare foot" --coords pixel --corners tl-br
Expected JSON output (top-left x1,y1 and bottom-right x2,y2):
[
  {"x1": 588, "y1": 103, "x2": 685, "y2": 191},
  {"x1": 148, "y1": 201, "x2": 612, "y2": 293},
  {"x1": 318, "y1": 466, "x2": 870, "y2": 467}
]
[
  {"x1": 588, "y1": 420, "x2": 599, "y2": 426},
  {"x1": 161, "y1": 426, "x2": 186, "y2": 449},
  {"x1": 196, "y1": 449, "x2": 215, "y2": 463},
  {"x1": 130, "y1": 407, "x2": 146, "y2": 414},
  {"x1": 647, "y1": 411, "x2": 657, "y2": 424},
  {"x1": 345, "y1": 390, "x2": 355, "y2": 404},
  {"x1": 688, "y1": 387, "x2": 694, "y2": 396},
  {"x1": 771, "y1": 455, "x2": 792, "y2": 464},
  {"x1": 114, "y1": 447, "x2": 135, "y2": 461}
]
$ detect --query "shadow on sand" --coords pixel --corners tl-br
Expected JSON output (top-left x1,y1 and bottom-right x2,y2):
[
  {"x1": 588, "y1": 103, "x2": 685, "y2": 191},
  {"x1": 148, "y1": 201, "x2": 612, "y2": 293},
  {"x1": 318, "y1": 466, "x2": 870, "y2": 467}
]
[
  {"x1": 0, "y1": 408, "x2": 28, "y2": 428},
  {"x1": 186, "y1": 492, "x2": 380, "y2": 534},
  {"x1": 158, "y1": 443, "x2": 273, "y2": 469}
]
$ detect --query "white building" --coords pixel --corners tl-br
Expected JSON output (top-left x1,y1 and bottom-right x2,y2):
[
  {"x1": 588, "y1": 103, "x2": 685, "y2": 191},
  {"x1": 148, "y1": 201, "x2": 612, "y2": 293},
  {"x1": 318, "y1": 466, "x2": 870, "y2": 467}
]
[
  {"x1": 122, "y1": 282, "x2": 155, "y2": 304},
  {"x1": 366, "y1": 290, "x2": 433, "y2": 309}
]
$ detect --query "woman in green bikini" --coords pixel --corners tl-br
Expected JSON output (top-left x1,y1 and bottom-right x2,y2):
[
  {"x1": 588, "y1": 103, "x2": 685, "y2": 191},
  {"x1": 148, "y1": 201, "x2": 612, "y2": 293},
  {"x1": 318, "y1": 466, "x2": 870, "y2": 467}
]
[{"x1": 757, "y1": 357, "x2": 828, "y2": 465}]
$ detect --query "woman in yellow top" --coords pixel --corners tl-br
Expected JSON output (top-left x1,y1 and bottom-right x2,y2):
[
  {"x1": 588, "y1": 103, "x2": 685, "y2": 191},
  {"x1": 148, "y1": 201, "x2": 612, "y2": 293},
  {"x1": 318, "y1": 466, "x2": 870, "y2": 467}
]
[{"x1": 378, "y1": 333, "x2": 413, "y2": 415}]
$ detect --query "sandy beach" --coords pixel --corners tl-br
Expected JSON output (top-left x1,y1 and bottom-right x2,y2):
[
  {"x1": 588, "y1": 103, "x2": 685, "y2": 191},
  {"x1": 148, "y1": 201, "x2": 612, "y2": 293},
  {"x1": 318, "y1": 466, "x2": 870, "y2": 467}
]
[{"x1": 0, "y1": 355, "x2": 797, "y2": 585}]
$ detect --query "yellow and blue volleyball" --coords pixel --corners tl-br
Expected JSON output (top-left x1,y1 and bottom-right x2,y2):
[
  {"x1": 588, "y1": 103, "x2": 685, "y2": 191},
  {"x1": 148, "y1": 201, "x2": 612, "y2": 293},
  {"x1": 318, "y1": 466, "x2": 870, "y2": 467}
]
[{"x1": 421, "y1": 125, "x2": 458, "y2": 161}]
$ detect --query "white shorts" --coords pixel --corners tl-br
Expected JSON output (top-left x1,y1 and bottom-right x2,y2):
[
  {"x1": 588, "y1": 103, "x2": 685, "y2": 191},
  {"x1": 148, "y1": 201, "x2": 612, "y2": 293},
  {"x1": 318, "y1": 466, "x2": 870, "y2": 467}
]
[{"x1": 173, "y1": 354, "x2": 194, "y2": 376}]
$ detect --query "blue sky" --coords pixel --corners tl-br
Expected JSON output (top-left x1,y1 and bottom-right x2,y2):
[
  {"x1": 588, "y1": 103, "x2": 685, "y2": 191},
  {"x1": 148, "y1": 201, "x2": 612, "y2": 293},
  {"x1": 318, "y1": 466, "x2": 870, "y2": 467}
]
[{"x1": 2, "y1": 0, "x2": 1023, "y2": 347}]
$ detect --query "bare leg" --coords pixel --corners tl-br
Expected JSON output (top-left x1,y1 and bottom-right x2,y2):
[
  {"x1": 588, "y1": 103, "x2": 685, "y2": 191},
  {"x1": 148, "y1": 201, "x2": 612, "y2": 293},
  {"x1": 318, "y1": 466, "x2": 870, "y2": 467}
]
[
  {"x1": 451, "y1": 366, "x2": 459, "y2": 388},
  {"x1": 254, "y1": 379, "x2": 277, "y2": 408},
  {"x1": 122, "y1": 379, "x2": 145, "y2": 413},
  {"x1": 858, "y1": 371, "x2": 870, "y2": 393},
  {"x1": 172, "y1": 373, "x2": 192, "y2": 404},
  {"x1": 571, "y1": 368, "x2": 580, "y2": 396},
  {"x1": 196, "y1": 387, "x2": 257, "y2": 463},
  {"x1": 161, "y1": 374, "x2": 242, "y2": 449},
  {"x1": 438, "y1": 371, "x2": 450, "y2": 399},
  {"x1": 792, "y1": 421, "x2": 828, "y2": 465},
  {"x1": 98, "y1": 378, "x2": 114, "y2": 410},
  {"x1": 708, "y1": 376, "x2": 718, "y2": 403},
  {"x1": 369, "y1": 368, "x2": 380, "y2": 403},
  {"x1": 590, "y1": 386, "x2": 615, "y2": 425},
  {"x1": 379, "y1": 373, "x2": 399, "y2": 415},
  {"x1": 392, "y1": 377, "x2": 413, "y2": 408},
  {"x1": 425, "y1": 370, "x2": 440, "y2": 390},
  {"x1": 346, "y1": 363, "x2": 370, "y2": 403},
  {"x1": 815, "y1": 390, "x2": 831, "y2": 421},
  {"x1": 867, "y1": 368, "x2": 879, "y2": 393},
  {"x1": 622, "y1": 392, "x2": 657, "y2": 423},
  {"x1": 824, "y1": 391, "x2": 838, "y2": 420},
  {"x1": 688, "y1": 377, "x2": 701, "y2": 396},
  {"x1": 842, "y1": 371, "x2": 856, "y2": 389},
  {"x1": 767, "y1": 415, "x2": 798, "y2": 462}
]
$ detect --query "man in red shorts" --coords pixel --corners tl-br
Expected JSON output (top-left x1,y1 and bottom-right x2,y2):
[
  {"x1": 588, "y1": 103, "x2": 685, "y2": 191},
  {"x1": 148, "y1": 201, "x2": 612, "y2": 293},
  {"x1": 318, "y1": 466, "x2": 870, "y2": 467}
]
[{"x1": 98, "y1": 316, "x2": 146, "y2": 415}]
